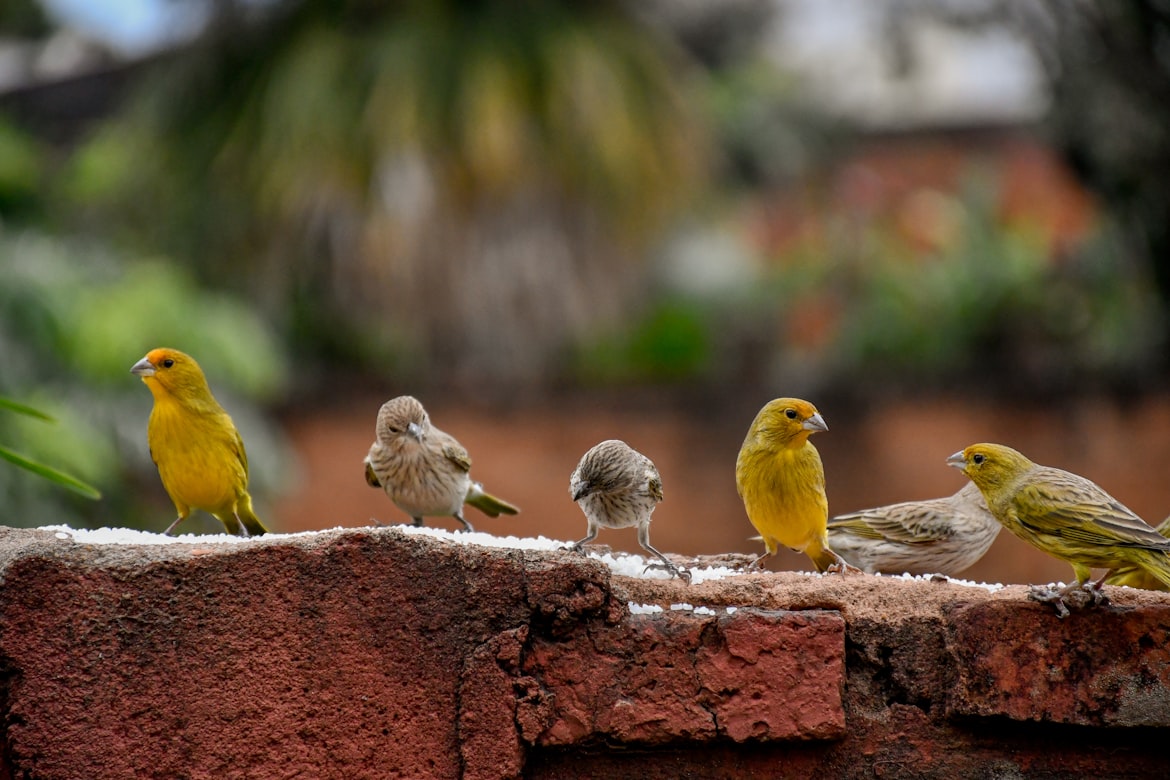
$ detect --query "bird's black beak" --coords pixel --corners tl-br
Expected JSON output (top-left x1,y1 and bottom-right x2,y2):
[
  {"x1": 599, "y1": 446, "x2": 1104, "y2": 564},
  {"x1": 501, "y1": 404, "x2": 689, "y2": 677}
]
[{"x1": 130, "y1": 357, "x2": 155, "y2": 377}]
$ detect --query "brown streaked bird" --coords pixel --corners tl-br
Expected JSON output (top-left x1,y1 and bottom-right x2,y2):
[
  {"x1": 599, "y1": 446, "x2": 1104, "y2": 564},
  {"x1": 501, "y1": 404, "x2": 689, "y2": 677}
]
[
  {"x1": 948, "y1": 442, "x2": 1170, "y2": 617},
  {"x1": 569, "y1": 439, "x2": 689, "y2": 582},
  {"x1": 364, "y1": 395, "x2": 518, "y2": 532},
  {"x1": 828, "y1": 482, "x2": 999, "y2": 576},
  {"x1": 131, "y1": 347, "x2": 268, "y2": 537}
]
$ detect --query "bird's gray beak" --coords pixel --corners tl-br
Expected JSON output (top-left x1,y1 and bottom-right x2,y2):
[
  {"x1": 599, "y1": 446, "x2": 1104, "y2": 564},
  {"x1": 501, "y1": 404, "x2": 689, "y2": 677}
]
[
  {"x1": 407, "y1": 422, "x2": 424, "y2": 441},
  {"x1": 803, "y1": 412, "x2": 828, "y2": 433},
  {"x1": 571, "y1": 483, "x2": 591, "y2": 502},
  {"x1": 945, "y1": 451, "x2": 966, "y2": 470},
  {"x1": 130, "y1": 357, "x2": 155, "y2": 377}
]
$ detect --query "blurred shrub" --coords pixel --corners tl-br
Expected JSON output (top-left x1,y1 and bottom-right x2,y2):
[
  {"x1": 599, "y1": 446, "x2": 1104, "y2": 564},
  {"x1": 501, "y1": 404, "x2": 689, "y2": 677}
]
[
  {"x1": 576, "y1": 299, "x2": 713, "y2": 384},
  {"x1": 770, "y1": 176, "x2": 1164, "y2": 397},
  {"x1": 0, "y1": 397, "x2": 101, "y2": 500},
  {"x1": 583, "y1": 171, "x2": 1164, "y2": 400},
  {"x1": 0, "y1": 118, "x2": 45, "y2": 220},
  {"x1": 0, "y1": 230, "x2": 291, "y2": 530}
]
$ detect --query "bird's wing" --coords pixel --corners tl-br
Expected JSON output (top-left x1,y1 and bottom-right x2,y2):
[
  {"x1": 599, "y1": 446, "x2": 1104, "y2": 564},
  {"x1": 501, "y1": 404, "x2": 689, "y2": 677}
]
[
  {"x1": 1013, "y1": 475, "x2": 1170, "y2": 549},
  {"x1": 232, "y1": 427, "x2": 250, "y2": 480},
  {"x1": 830, "y1": 501, "x2": 957, "y2": 544},
  {"x1": 364, "y1": 459, "x2": 382, "y2": 488},
  {"x1": 441, "y1": 438, "x2": 472, "y2": 473},
  {"x1": 648, "y1": 473, "x2": 664, "y2": 503}
]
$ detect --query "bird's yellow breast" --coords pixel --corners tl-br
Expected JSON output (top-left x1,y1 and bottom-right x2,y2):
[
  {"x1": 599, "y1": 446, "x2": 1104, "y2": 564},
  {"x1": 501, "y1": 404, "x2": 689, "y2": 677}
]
[
  {"x1": 736, "y1": 441, "x2": 828, "y2": 552},
  {"x1": 148, "y1": 397, "x2": 246, "y2": 515}
]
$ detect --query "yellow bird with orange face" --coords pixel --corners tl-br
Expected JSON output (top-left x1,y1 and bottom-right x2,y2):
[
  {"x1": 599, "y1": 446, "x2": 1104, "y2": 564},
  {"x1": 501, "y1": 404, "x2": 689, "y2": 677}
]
[
  {"x1": 736, "y1": 397, "x2": 849, "y2": 572},
  {"x1": 131, "y1": 348, "x2": 268, "y2": 537}
]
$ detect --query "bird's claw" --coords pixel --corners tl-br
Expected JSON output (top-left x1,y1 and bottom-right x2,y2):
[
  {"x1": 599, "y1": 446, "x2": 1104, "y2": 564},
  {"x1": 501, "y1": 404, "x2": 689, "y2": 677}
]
[
  {"x1": 1084, "y1": 582, "x2": 1110, "y2": 607},
  {"x1": 643, "y1": 561, "x2": 692, "y2": 583},
  {"x1": 1028, "y1": 582, "x2": 1108, "y2": 618},
  {"x1": 746, "y1": 553, "x2": 771, "y2": 572},
  {"x1": 1028, "y1": 585, "x2": 1071, "y2": 618}
]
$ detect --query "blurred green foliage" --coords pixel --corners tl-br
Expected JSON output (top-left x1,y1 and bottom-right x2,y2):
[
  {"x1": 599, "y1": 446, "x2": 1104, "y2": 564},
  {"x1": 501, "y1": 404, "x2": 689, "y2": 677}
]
[
  {"x1": 576, "y1": 300, "x2": 713, "y2": 384},
  {"x1": 0, "y1": 229, "x2": 290, "y2": 530},
  {"x1": 0, "y1": 0, "x2": 50, "y2": 37},
  {"x1": 60, "y1": 0, "x2": 708, "y2": 389},
  {"x1": 766, "y1": 177, "x2": 1163, "y2": 397},
  {"x1": 0, "y1": 397, "x2": 101, "y2": 499},
  {"x1": 0, "y1": 118, "x2": 44, "y2": 217},
  {"x1": 574, "y1": 171, "x2": 1163, "y2": 399}
]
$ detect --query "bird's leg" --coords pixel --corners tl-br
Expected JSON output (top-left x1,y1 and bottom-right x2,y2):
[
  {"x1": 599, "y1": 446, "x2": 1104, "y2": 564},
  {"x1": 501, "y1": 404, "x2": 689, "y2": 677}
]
[
  {"x1": 412, "y1": 517, "x2": 425, "y2": 527},
  {"x1": 453, "y1": 511, "x2": 475, "y2": 533},
  {"x1": 163, "y1": 514, "x2": 187, "y2": 536},
  {"x1": 568, "y1": 525, "x2": 599, "y2": 553},
  {"x1": 1085, "y1": 571, "x2": 1112, "y2": 606},
  {"x1": 747, "y1": 550, "x2": 772, "y2": 571},
  {"x1": 637, "y1": 525, "x2": 691, "y2": 583},
  {"x1": 235, "y1": 512, "x2": 251, "y2": 539}
]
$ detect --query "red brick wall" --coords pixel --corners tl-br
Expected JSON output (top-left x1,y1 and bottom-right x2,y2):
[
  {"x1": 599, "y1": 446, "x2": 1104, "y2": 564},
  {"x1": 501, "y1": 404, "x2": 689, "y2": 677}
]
[{"x1": 2, "y1": 526, "x2": 1168, "y2": 778}]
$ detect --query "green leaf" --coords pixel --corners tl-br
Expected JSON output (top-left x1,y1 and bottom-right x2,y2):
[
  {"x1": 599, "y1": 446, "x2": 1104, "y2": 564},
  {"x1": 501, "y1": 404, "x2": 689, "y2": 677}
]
[
  {"x1": 0, "y1": 444, "x2": 102, "y2": 499},
  {"x1": 0, "y1": 396, "x2": 56, "y2": 422}
]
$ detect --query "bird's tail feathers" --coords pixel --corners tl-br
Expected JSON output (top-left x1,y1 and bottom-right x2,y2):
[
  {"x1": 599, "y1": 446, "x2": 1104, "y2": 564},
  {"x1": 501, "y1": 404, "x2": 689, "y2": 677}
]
[
  {"x1": 466, "y1": 482, "x2": 519, "y2": 517},
  {"x1": 1135, "y1": 550, "x2": 1170, "y2": 589},
  {"x1": 807, "y1": 542, "x2": 841, "y2": 574},
  {"x1": 236, "y1": 494, "x2": 270, "y2": 536}
]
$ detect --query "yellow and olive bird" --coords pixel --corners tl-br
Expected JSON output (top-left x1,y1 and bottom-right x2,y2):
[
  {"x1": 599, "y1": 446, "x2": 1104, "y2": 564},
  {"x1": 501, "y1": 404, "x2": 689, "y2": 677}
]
[
  {"x1": 131, "y1": 348, "x2": 268, "y2": 537},
  {"x1": 948, "y1": 443, "x2": 1170, "y2": 616},
  {"x1": 736, "y1": 397, "x2": 849, "y2": 572}
]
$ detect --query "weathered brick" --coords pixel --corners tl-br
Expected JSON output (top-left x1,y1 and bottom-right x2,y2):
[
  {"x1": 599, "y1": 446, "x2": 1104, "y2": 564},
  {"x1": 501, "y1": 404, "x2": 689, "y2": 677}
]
[
  {"x1": 516, "y1": 607, "x2": 845, "y2": 746},
  {"x1": 945, "y1": 599, "x2": 1170, "y2": 727}
]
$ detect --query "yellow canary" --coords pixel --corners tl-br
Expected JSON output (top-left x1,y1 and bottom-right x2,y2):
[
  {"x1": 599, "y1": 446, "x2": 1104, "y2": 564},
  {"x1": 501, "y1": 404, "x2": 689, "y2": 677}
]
[
  {"x1": 1105, "y1": 514, "x2": 1170, "y2": 591},
  {"x1": 947, "y1": 443, "x2": 1170, "y2": 616},
  {"x1": 828, "y1": 481, "x2": 999, "y2": 576},
  {"x1": 131, "y1": 348, "x2": 268, "y2": 536},
  {"x1": 735, "y1": 397, "x2": 847, "y2": 572},
  {"x1": 364, "y1": 395, "x2": 518, "y2": 531}
]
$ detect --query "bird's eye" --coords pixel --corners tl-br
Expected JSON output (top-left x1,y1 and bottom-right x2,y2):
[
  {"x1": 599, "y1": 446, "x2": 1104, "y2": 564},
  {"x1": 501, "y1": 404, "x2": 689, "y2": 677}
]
[
  {"x1": 162, "y1": 358, "x2": 174, "y2": 368},
  {"x1": 972, "y1": 453, "x2": 984, "y2": 465},
  {"x1": 785, "y1": 409, "x2": 798, "y2": 419},
  {"x1": 386, "y1": 425, "x2": 400, "y2": 434}
]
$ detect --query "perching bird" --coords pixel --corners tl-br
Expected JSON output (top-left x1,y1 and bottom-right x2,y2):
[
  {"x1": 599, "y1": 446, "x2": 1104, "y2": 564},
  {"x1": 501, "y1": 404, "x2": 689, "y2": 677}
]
[
  {"x1": 569, "y1": 439, "x2": 689, "y2": 582},
  {"x1": 364, "y1": 395, "x2": 518, "y2": 531},
  {"x1": 735, "y1": 397, "x2": 850, "y2": 572},
  {"x1": 828, "y1": 482, "x2": 999, "y2": 576},
  {"x1": 947, "y1": 443, "x2": 1170, "y2": 617},
  {"x1": 131, "y1": 348, "x2": 268, "y2": 537},
  {"x1": 1104, "y1": 514, "x2": 1170, "y2": 591}
]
